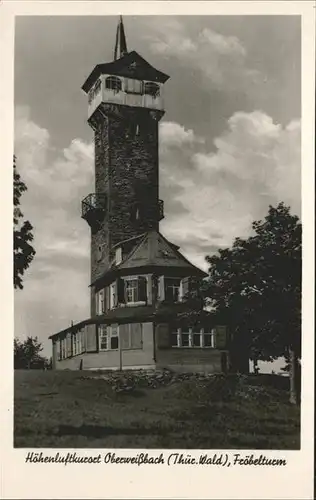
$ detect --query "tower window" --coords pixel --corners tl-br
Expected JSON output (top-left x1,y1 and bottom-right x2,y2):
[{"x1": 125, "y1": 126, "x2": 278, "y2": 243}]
[
  {"x1": 144, "y1": 82, "x2": 160, "y2": 98},
  {"x1": 131, "y1": 204, "x2": 141, "y2": 222},
  {"x1": 125, "y1": 78, "x2": 143, "y2": 95},
  {"x1": 97, "y1": 244, "x2": 105, "y2": 262},
  {"x1": 105, "y1": 76, "x2": 122, "y2": 93}
]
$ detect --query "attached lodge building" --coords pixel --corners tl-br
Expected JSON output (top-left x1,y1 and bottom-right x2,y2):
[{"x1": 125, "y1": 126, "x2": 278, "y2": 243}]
[{"x1": 49, "y1": 18, "x2": 229, "y2": 373}]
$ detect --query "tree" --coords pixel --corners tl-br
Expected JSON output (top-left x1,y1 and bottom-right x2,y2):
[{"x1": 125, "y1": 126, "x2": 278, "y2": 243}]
[
  {"x1": 205, "y1": 202, "x2": 301, "y2": 404},
  {"x1": 14, "y1": 155, "x2": 36, "y2": 289},
  {"x1": 14, "y1": 336, "x2": 47, "y2": 369}
]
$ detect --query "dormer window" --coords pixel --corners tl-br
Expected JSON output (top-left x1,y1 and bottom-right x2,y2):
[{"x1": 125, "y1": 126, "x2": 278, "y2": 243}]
[
  {"x1": 105, "y1": 76, "x2": 122, "y2": 93},
  {"x1": 144, "y1": 82, "x2": 160, "y2": 98}
]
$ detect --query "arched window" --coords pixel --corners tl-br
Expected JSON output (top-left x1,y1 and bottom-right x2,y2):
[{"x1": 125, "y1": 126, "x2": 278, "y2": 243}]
[
  {"x1": 144, "y1": 82, "x2": 160, "y2": 98},
  {"x1": 105, "y1": 76, "x2": 122, "y2": 93}
]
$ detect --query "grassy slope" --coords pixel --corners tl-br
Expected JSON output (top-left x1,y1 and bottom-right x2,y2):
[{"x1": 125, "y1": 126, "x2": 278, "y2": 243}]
[{"x1": 14, "y1": 370, "x2": 300, "y2": 449}]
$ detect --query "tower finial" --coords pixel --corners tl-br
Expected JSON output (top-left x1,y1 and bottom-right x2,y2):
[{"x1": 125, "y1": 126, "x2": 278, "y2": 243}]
[{"x1": 114, "y1": 15, "x2": 128, "y2": 60}]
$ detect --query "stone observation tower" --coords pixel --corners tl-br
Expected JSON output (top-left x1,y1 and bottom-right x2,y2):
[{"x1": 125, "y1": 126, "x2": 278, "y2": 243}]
[{"x1": 49, "y1": 17, "x2": 228, "y2": 372}]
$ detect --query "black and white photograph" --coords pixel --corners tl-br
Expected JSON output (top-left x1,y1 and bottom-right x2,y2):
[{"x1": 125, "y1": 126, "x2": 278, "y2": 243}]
[
  {"x1": 1, "y1": 2, "x2": 315, "y2": 499},
  {"x1": 13, "y1": 11, "x2": 303, "y2": 447}
]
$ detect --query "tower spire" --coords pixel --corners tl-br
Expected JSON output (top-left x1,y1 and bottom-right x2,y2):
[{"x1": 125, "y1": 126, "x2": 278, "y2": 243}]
[{"x1": 114, "y1": 15, "x2": 128, "y2": 60}]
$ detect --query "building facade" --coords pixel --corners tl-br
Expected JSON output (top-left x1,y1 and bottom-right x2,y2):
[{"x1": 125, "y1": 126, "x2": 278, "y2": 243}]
[{"x1": 49, "y1": 17, "x2": 229, "y2": 373}]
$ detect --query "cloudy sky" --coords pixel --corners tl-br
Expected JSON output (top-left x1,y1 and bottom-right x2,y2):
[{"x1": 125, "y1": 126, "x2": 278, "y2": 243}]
[{"x1": 14, "y1": 15, "x2": 301, "y2": 357}]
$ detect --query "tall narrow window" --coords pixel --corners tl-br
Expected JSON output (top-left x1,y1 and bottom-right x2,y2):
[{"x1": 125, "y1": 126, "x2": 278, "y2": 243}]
[
  {"x1": 203, "y1": 329, "x2": 215, "y2": 348},
  {"x1": 181, "y1": 330, "x2": 190, "y2": 347},
  {"x1": 76, "y1": 332, "x2": 81, "y2": 354},
  {"x1": 131, "y1": 204, "x2": 141, "y2": 223},
  {"x1": 99, "y1": 325, "x2": 108, "y2": 351},
  {"x1": 96, "y1": 289, "x2": 105, "y2": 315},
  {"x1": 110, "y1": 282, "x2": 116, "y2": 309},
  {"x1": 192, "y1": 327, "x2": 202, "y2": 347},
  {"x1": 115, "y1": 247, "x2": 122, "y2": 265},
  {"x1": 125, "y1": 78, "x2": 142, "y2": 94},
  {"x1": 105, "y1": 76, "x2": 122, "y2": 93},
  {"x1": 144, "y1": 82, "x2": 160, "y2": 97},
  {"x1": 61, "y1": 338, "x2": 66, "y2": 359},
  {"x1": 73, "y1": 333, "x2": 77, "y2": 356},
  {"x1": 125, "y1": 279, "x2": 138, "y2": 303},
  {"x1": 110, "y1": 325, "x2": 119, "y2": 350},
  {"x1": 171, "y1": 330, "x2": 179, "y2": 347},
  {"x1": 165, "y1": 278, "x2": 181, "y2": 302}
]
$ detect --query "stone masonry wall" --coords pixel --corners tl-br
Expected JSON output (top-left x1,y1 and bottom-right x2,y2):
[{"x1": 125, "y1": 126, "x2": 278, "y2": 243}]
[{"x1": 90, "y1": 104, "x2": 160, "y2": 291}]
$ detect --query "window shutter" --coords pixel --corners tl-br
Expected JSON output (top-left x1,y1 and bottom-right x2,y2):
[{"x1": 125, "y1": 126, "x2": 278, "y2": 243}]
[
  {"x1": 130, "y1": 323, "x2": 143, "y2": 349},
  {"x1": 214, "y1": 325, "x2": 227, "y2": 349},
  {"x1": 66, "y1": 333, "x2": 72, "y2": 357},
  {"x1": 110, "y1": 283, "x2": 116, "y2": 309},
  {"x1": 120, "y1": 324, "x2": 130, "y2": 350},
  {"x1": 104, "y1": 287, "x2": 109, "y2": 312},
  {"x1": 86, "y1": 324, "x2": 97, "y2": 352},
  {"x1": 97, "y1": 289, "x2": 104, "y2": 314},
  {"x1": 146, "y1": 275, "x2": 153, "y2": 305},
  {"x1": 81, "y1": 329, "x2": 86, "y2": 352},
  {"x1": 95, "y1": 291, "x2": 99, "y2": 315},
  {"x1": 138, "y1": 276, "x2": 147, "y2": 302},
  {"x1": 181, "y1": 277, "x2": 191, "y2": 299},
  {"x1": 158, "y1": 276, "x2": 165, "y2": 301},
  {"x1": 117, "y1": 278, "x2": 125, "y2": 304}
]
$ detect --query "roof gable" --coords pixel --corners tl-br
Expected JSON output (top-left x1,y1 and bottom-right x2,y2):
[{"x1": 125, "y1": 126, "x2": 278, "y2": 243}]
[{"x1": 117, "y1": 230, "x2": 206, "y2": 276}]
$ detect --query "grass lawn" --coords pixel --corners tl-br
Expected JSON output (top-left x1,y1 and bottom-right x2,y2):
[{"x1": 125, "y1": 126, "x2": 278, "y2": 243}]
[{"x1": 14, "y1": 369, "x2": 300, "y2": 449}]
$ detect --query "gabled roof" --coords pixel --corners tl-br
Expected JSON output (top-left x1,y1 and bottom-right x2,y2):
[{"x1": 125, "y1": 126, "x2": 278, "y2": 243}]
[
  {"x1": 91, "y1": 230, "x2": 207, "y2": 288},
  {"x1": 82, "y1": 51, "x2": 170, "y2": 93}
]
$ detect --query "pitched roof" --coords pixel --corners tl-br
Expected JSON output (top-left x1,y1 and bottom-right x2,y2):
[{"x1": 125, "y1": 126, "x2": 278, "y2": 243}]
[
  {"x1": 91, "y1": 230, "x2": 207, "y2": 287},
  {"x1": 82, "y1": 51, "x2": 170, "y2": 93}
]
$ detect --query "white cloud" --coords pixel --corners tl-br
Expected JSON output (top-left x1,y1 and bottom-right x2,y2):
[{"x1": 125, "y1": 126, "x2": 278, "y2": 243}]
[
  {"x1": 14, "y1": 106, "x2": 93, "y2": 353},
  {"x1": 147, "y1": 21, "x2": 260, "y2": 90},
  {"x1": 199, "y1": 29, "x2": 246, "y2": 57},
  {"x1": 160, "y1": 121, "x2": 204, "y2": 148},
  {"x1": 160, "y1": 111, "x2": 301, "y2": 269}
]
